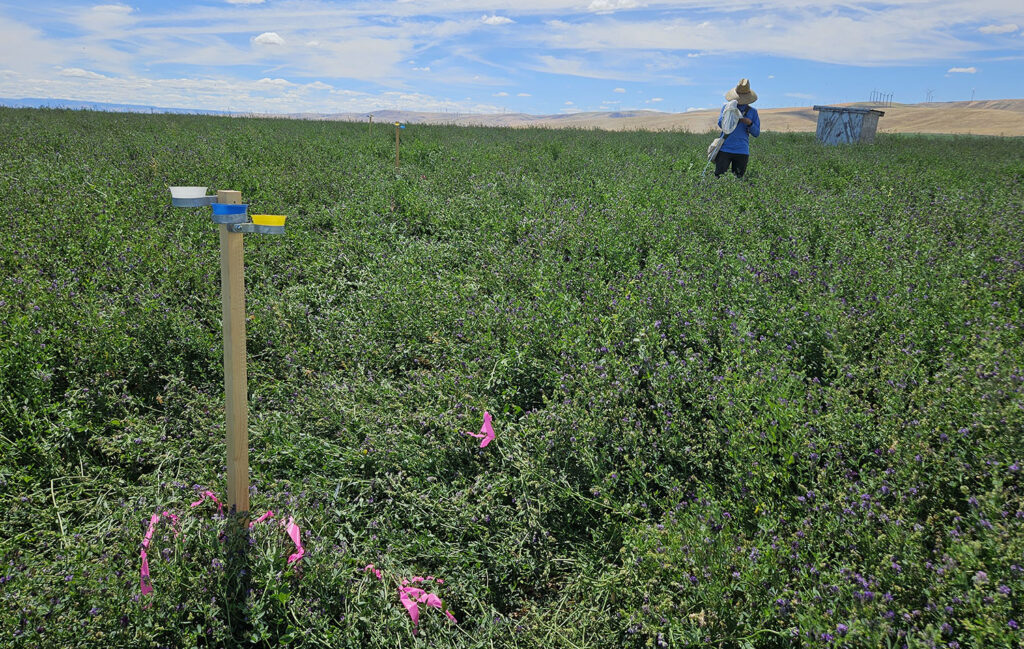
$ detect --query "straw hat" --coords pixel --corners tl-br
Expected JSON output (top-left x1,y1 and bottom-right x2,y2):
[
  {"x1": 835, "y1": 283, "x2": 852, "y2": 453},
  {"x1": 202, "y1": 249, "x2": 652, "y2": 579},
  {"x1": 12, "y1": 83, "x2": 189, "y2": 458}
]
[{"x1": 725, "y1": 78, "x2": 757, "y2": 105}]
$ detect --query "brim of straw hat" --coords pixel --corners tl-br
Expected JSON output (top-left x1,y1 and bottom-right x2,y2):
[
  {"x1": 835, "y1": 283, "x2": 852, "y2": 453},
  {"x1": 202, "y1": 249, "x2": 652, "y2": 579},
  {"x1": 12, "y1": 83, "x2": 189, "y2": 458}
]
[{"x1": 725, "y1": 88, "x2": 758, "y2": 104}]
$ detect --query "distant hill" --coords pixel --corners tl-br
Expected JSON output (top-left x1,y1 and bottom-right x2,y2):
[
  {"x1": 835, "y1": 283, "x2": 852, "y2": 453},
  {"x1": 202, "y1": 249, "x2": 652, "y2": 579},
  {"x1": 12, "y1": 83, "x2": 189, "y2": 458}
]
[
  {"x1": 3, "y1": 97, "x2": 1023, "y2": 136},
  {"x1": 0, "y1": 97, "x2": 229, "y2": 116}
]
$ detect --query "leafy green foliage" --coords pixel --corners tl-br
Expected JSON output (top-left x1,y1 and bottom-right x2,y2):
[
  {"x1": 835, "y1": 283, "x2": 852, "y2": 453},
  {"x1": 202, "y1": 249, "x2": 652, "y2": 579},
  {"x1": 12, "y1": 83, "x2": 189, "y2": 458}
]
[{"x1": 1, "y1": 107, "x2": 1022, "y2": 647}]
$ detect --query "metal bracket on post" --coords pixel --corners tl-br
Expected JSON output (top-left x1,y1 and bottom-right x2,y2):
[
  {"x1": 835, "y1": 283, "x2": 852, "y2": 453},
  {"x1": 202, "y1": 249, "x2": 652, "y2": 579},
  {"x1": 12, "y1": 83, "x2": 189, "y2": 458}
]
[
  {"x1": 228, "y1": 223, "x2": 285, "y2": 235},
  {"x1": 172, "y1": 194, "x2": 218, "y2": 206}
]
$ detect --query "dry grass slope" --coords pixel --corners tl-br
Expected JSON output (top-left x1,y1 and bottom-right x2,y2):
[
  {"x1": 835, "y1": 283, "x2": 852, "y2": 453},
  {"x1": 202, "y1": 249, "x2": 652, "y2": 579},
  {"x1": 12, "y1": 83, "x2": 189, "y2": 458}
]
[{"x1": 315, "y1": 99, "x2": 1024, "y2": 136}]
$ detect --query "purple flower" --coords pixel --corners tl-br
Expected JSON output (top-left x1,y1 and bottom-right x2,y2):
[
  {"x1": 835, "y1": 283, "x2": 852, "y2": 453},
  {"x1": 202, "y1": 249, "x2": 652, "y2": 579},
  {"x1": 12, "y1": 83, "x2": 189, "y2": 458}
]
[
  {"x1": 836, "y1": 623, "x2": 849, "y2": 636},
  {"x1": 1009, "y1": 620, "x2": 1019, "y2": 630}
]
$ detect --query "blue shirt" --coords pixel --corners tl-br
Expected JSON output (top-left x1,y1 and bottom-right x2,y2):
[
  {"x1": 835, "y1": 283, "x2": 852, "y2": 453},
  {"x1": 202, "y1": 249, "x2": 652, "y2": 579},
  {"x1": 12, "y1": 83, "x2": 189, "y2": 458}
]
[{"x1": 717, "y1": 104, "x2": 760, "y2": 155}]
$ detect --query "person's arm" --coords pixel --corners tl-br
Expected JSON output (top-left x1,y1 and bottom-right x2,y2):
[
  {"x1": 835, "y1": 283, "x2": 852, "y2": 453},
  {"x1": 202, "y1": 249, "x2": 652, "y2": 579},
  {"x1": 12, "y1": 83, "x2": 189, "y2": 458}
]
[
  {"x1": 717, "y1": 105, "x2": 724, "y2": 129},
  {"x1": 748, "y1": 108, "x2": 761, "y2": 137}
]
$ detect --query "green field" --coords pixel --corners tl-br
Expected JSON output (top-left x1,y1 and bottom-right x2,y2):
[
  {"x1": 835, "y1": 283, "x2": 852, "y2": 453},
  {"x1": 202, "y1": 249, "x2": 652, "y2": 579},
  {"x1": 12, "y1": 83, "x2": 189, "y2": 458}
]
[{"x1": 1, "y1": 107, "x2": 1023, "y2": 648}]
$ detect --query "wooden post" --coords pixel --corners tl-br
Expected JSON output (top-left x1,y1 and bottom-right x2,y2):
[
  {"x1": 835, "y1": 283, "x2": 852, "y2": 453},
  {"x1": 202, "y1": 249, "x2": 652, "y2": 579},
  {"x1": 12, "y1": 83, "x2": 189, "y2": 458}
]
[
  {"x1": 368, "y1": 114, "x2": 373, "y2": 134},
  {"x1": 391, "y1": 123, "x2": 399, "y2": 170},
  {"x1": 217, "y1": 189, "x2": 249, "y2": 520}
]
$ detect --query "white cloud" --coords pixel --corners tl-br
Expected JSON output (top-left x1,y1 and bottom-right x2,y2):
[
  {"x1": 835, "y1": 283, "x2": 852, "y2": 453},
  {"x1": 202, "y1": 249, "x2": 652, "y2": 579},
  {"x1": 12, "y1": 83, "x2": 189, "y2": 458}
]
[
  {"x1": 257, "y1": 77, "x2": 292, "y2": 86},
  {"x1": 59, "y1": 67, "x2": 109, "y2": 80},
  {"x1": 767, "y1": 74, "x2": 776, "y2": 79},
  {"x1": 685, "y1": 106, "x2": 708, "y2": 112},
  {"x1": 517, "y1": 92, "x2": 531, "y2": 97},
  {"x1": 227, "y1": 0, "x2": 266, "y2": 4},
  {"x1": 516, "y1": 49, "x2": 691, "y2": 85},
  {"x1": 784, "y1": 91, "x2": 814, "y2": 99},
  {"x1": 650, "y1": 97, "x2": 663, "y2": 102},
  {"x1": 493, "y1": 91, "x2": 509, "y2": 96},
  {"x1": 253, "y1": 32, "x2": 285, "y2": 46},
  {"x1": 979, "y1": 23, "x2": 1018, "y2": 34},
  {"x1": 482, "y1": 15, "x2": 514, "y2": 25},
  {"x1": 947, "y1": 66, "x2": 977, "y2": 74},
  {"x1": 75, "y1": 4, "x2": 136, "y2": 33},
  {"x1": 565, "y1": 100, "x2": 574, "y2": 105},
  {"x1": 613, "y1": 87, "x2": 626, "y2": 93},
  {"x1": 588, "y1": 0, "x2": 641, "y2": 14},
  {"x1": 412, "y1": 66, "x2": 431, "y2": 71},
  {"x1": 90, "y1": 4, "x2": 132, "y2": 15},
  {"x1": 535, "y1": 12, "x2": 979, "y2": 65}
]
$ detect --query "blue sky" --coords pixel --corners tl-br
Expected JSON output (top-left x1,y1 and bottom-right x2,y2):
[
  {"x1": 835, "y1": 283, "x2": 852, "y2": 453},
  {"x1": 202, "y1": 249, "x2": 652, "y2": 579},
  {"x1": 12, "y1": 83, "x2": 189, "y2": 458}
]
[{"x1": 0, "y1": 1, "x2": 1022, "y2": 115}]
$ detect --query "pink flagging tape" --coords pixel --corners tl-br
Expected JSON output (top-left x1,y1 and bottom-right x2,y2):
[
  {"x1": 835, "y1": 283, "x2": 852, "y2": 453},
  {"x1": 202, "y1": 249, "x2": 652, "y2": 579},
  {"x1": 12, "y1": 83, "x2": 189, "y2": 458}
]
[
  {"x1": 366, "y1": 569, "x2": 457, "y2": 631},
  {"x1": 249, "y1": 510, "x2": 275, "y2": 528},
  {"x1": 284, "y1": 516, "x2": 304, "y2": 564},
  {"x1": 398, "y1": 584, "x2": 458, "y2": 631},
  {"x1": 398, "y1": 586, "x2": 421, "y2": 627},
  {"x1": 189, "y1": 490, "x2": 224, "y2": 517},
  {"x1": 138, "y1": 491, "x2": 302, "y2": 597},
  {"x1": 464, "y1": 411, "x2": 495, "y2": 448},
  {"x1": 139, "y1": 511, "x2": 180, "y2": 596},
  {"x1": 161, "y1": 511, "x2": 180, "y2": 531},
  {"x1": 139, "y1": 514, "x2": 159, "y2": 596}
]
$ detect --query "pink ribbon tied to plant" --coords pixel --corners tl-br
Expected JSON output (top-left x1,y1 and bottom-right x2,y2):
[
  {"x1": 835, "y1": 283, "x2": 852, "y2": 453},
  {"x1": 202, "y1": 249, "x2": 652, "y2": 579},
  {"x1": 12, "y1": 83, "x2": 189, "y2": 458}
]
[
  {"x1": 399, "y1": 580, "x2": 458, "y2": 631},
  {"x1": 249, "y1": 510, "x2": 275, "y2": 528},
  {"x1": 362, "y1": 567, "x2": 458, "y2": 631},
  {"x1": 364, "y1": 564, "x2": 383, "y2": 580},
  {"x1": 464, "y1": 411, "x2": 495, "y2": 448},
  {"x1": 189, "y1": 490, "x2": 224, "y2": 516},
  {"x1": 137, "y1": 490, "x2": 303, "y2": 597},
  {"x1": 139, "y1": 511, "x2": 179, "y2": 596},
  {"x1": 283, "y1": 516, "x2": 304, "y2": 564}
]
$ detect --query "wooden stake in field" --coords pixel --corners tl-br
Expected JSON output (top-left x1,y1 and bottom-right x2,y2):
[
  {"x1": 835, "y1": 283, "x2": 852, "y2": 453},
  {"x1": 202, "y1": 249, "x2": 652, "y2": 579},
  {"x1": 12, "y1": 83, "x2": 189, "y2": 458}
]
[
  {"x1": 217, "y1": 189, "x2": 249, "y2": 520},
  {"x1": 368, "y1": 114, "x2": 373, "y2": 134},
  {"x1": 169, "y1": 188, "x2": 287, "y2": 521},
  {"x1": 394, "y1": 121, "x2": 405, "y2": 171}
]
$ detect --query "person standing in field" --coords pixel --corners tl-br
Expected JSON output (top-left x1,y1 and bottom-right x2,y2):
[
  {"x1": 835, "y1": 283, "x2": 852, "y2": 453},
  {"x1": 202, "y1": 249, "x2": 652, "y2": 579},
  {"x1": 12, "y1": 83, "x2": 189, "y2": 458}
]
[{"x1": 715, "y1": 78, "x2": 760, "y2": 178}]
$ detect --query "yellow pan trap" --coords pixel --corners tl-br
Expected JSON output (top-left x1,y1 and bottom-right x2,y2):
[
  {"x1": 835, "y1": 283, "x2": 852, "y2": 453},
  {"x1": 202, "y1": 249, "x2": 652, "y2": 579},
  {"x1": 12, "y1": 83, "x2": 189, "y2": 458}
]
[{"x1": 251, "y1": 215, "x2": 287, "y2": 226}]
